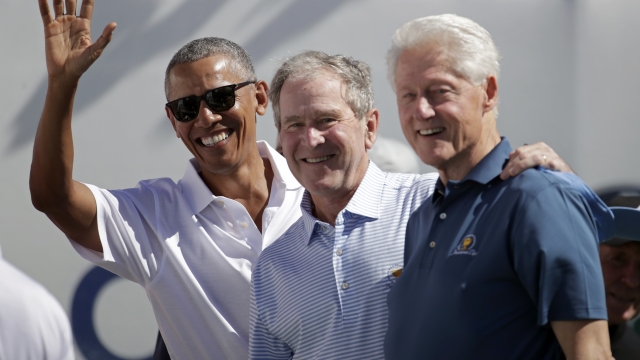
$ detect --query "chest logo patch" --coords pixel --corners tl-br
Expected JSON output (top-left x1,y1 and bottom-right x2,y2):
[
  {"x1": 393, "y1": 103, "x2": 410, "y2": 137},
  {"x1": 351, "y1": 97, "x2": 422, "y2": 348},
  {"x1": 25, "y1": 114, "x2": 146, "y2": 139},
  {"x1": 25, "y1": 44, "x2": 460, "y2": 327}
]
[{"x1": 450, "y1": 234, "x2": 477, "y2": 256}]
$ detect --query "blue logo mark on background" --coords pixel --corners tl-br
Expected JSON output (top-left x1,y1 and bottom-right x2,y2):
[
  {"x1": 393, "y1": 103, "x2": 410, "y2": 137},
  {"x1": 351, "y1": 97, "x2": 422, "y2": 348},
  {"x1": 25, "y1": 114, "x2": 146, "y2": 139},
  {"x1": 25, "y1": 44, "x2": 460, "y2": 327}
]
[{"x1": 72, "y1": 266, "x2": 152, "y2": 360}]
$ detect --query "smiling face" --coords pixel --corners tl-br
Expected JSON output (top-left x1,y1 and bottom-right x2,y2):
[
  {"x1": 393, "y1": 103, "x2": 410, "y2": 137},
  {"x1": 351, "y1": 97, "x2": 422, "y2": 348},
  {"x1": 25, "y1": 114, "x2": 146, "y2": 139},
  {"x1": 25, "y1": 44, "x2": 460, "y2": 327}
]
[
  {"x1": 166, "y1": 55, "x2": 267, "y2": 178},
  {"x1": 600, "y1": 242, "x2": 640, "y2": 324},
  {"x1": 278, "y1": 71, "x2": 377, "y2": 202},
  {"x1": 394, "y1": 45, "x2": 499, "y2": 182}
]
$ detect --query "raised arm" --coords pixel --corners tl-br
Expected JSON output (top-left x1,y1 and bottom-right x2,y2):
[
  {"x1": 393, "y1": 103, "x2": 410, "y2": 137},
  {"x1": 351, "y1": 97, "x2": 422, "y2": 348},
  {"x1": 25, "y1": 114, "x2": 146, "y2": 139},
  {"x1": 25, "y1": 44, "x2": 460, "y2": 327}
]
[{"x1": 30, "y1": 0, "x2": 116, "y2": 252}]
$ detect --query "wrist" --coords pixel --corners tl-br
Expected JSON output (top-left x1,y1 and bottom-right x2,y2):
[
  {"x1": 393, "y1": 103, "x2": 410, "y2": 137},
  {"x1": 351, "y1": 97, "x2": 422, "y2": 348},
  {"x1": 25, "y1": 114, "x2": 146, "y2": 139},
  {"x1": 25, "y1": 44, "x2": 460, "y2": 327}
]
[{"x1": 47, "y1": 75, "x2": 80, "y2": 93}]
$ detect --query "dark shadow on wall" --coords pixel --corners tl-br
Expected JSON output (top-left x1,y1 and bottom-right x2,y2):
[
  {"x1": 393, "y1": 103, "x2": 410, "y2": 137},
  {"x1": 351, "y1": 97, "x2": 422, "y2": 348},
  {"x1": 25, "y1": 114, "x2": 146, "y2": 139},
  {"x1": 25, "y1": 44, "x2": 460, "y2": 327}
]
[
  {"x1": 8, "y1": 0, "x2": 229, "y2": 153},
  {"x1": 242, "y1": 0, "x2": 355, "y2": 64},
  {"x1": 8, "y1": 0, "x2": 353, "y2": 153}
]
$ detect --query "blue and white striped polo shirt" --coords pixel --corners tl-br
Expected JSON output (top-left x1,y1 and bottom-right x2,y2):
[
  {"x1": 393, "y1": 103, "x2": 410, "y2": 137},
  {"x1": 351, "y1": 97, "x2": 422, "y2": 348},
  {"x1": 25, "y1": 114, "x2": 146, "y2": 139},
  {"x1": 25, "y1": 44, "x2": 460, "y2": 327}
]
[{"x1": 250, "y1": 162, "x2": 438, "y2": 359}]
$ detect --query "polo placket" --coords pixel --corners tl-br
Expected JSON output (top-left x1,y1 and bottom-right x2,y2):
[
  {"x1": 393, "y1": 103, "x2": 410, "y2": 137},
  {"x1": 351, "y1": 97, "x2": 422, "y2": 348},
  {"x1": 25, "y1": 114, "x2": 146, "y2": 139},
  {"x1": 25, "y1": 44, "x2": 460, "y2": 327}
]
[{"x1": 332, "y1": 212, "x2": 357, "y2": 323}]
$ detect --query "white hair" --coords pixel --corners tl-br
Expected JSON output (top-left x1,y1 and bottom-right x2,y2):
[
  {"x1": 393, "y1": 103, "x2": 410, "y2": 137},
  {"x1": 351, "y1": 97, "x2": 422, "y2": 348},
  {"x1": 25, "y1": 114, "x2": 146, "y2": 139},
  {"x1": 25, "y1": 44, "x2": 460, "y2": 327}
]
[{"x1": 387, "y1": 14, "x2": 501, "y2": 90}]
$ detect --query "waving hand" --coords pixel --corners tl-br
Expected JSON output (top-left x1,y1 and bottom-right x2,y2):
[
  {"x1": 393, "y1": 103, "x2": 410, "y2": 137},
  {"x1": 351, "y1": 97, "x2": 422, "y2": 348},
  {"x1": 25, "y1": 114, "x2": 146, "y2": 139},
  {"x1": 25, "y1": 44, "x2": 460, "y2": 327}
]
[
  {"x1": 30, "y1": 0, "x2": 116, "y2": 253},
  {"x1": 38, "y1": 0, "x2": 116, "y2": 80}
]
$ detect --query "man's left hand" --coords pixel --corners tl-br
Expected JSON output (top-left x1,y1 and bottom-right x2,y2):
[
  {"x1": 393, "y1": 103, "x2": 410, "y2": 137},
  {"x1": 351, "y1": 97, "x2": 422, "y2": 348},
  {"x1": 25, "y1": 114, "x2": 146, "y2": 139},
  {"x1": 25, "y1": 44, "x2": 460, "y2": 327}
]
[{"x1": 500, "y1": 142, "x2": 572, "y2": 180}]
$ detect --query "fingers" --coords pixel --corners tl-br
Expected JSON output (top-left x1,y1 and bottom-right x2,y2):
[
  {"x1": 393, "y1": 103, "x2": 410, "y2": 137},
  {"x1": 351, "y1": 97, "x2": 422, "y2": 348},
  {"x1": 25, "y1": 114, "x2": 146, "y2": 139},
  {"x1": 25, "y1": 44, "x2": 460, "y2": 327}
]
[
  {"x1": 65, "y1": 0, "x2": 77, "y2": 15},
  {"x1": 53, "y1": 0, "x2": 64, "y2": 17},
  {"x1": 500, "y1": 142, "x2": 573, "y2": 180},
  {"x1": 87, "y1": 22, "x2": 117, "y2": 59},
  {"x1": 38, "y1": 0, "x2": 54, "y2": 25},
  {"x1": 522, "y1": 142, "x2": 573, "y2": 172},
  {"x1": 79, "y1": 0, "x2": 94, "y2": 20},
  {"x1": 500, "y1": 143, "x2": 539, "y2": 179}
]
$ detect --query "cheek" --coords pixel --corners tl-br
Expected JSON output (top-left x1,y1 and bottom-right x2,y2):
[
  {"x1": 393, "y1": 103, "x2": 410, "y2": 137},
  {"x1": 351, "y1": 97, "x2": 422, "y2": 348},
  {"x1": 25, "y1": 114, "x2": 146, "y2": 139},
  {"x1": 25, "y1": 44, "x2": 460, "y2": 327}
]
[
  {"x1": 601, "y1": 265, "x2": 619, "y2": 287},
  {"x1": 279, "y1": 134, "x2": 297, "y2": 161},
  {"x1": 175, "y1": 124, "x2": 190, "y2": 139}
]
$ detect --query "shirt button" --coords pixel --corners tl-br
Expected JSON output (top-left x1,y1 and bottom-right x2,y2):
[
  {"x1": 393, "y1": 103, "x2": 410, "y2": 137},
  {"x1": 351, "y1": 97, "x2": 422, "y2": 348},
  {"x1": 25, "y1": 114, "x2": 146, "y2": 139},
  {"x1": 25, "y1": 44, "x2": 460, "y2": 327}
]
[
  {"x1": 430, "y1": 241, "x2": 436, "y2": 248},
  {"x1": 341, "y1": 282, "x2": 349, "y2": 290},
  {"x1": 336, "y1": 248, "x2": 343, "y2": 256},
  {"x1": 217, "y1": 200, "x2": 224, "y2": 206},
  {"x1": 241, "y1": 222, "x2": 249, "y2": 228},
  {"x1": 439, "y1": 213, "x2": 447, "y2": 220}
]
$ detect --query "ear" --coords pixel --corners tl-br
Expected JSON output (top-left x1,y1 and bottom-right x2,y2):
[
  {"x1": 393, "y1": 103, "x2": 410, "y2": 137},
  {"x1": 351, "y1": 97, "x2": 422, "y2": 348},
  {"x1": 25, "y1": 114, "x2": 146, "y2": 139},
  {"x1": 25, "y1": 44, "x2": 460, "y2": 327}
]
[
  {"x1": 254, "y1": 80, "x2": 269, "y2": 116},
  {"x1": 482, "y1": 75, "x2": 498, "y2": 114},
  {"x1": 364, "y1": 108, "x2": 380, "y2": 150},
  {"x1": 165, "y1": 106, "x2": 181, "y2": 138}
]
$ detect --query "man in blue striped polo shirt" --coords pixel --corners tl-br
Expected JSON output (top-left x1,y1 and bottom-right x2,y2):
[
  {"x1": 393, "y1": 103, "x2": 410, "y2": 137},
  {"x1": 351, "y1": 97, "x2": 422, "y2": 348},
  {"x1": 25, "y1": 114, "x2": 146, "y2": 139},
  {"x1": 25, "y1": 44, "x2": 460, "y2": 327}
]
[
  {"x1": 385, "y1": 15, "x2": 612, "y2": 360},
  {"x1": 247, "y1": 49, "x2": 600, "y2": 359}
]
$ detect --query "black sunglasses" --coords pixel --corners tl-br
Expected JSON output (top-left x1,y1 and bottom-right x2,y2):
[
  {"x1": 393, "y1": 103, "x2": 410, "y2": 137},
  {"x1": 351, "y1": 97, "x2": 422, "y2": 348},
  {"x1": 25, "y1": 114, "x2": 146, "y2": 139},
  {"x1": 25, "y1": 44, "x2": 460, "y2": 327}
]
[{"x1": 166, "y1": 81, "x2": 255, "y2": 122}]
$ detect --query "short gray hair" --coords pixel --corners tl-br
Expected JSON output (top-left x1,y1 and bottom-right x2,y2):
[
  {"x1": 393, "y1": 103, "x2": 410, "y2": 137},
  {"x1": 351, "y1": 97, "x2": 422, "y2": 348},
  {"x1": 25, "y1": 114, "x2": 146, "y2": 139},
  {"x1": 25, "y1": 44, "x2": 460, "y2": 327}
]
[
  {"x1": 387, "y1": 14, "x2": 501, "y2": 89},
  {"x1": 270, "y1": 51, "x2": 375, "y2": 129},
  {"x1": 164, "y1": 37, "x2": 256, "y2": 100}
]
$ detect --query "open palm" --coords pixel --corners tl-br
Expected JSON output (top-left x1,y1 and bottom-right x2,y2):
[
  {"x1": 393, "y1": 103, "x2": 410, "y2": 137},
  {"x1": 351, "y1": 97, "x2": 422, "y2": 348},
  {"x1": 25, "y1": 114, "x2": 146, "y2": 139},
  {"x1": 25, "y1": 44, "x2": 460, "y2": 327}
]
[{"x1": 39, "y1": 0, "x2": 116, "y2": 80}]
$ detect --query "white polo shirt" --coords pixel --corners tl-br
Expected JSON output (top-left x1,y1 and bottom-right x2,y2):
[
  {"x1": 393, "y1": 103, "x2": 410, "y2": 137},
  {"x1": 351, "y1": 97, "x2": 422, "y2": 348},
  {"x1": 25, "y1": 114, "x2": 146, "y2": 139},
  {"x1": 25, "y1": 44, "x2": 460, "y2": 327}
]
[
  {"x1": 0, "y1": 247, "x2": 75, "y2": 360},
  {"x1": 70, "y1": 141, "x2": 303, "y2": 360}
]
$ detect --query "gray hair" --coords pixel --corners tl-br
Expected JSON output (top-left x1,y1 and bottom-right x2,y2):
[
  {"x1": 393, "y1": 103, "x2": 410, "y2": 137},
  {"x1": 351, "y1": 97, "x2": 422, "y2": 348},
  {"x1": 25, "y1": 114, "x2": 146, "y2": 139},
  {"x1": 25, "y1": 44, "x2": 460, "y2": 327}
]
[
  {"x1": 164, "y1": 37, "x2": 256, "y2": 100},
  {"x1": 387, "y1": 14, "x2": 501, "y2": 90},
  {"x1": 270, "y1": 51, "x2": 375, "y2": 129}
]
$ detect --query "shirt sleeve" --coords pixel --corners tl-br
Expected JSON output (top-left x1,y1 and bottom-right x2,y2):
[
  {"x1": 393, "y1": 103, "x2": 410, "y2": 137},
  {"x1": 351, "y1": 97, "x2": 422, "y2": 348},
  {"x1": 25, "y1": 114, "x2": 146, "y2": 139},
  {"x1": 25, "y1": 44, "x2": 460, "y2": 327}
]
[
  {"x1": 67, "y1": 183, "x2": 162, "y2": 286},
  {"x1": 541, "y1": 169, "x2": 615, "y2": 242},
  {"x1": 249, "y1": 276, "x2": 294, "y2": 360},
  {"x1": 511, "y1": 183, "x2": 608, "y2": 326}
]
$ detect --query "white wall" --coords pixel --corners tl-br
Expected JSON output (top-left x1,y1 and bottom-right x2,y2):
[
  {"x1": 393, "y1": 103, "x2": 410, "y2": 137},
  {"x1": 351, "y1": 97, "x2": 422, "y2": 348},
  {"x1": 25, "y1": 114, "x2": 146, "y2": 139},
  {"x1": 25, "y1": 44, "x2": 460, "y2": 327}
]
[{"x1": 1, "y1": 0, "x2": 638, "y2": 358}]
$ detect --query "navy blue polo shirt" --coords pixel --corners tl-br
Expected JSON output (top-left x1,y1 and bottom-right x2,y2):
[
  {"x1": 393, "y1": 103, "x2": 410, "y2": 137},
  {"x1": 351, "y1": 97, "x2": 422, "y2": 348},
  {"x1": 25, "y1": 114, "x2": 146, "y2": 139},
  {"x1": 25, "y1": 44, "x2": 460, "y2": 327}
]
[{"x1": 385, "y1": 138, "x2": 607, "y2": 360}]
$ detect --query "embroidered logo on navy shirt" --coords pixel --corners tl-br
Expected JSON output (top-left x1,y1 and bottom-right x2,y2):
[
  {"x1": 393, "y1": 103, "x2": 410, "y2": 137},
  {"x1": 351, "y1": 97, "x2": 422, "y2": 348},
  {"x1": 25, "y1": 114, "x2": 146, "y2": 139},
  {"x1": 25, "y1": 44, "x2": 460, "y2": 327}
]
[{"x1": 450, "y1": 234, "x2": 478, "y2": 256}]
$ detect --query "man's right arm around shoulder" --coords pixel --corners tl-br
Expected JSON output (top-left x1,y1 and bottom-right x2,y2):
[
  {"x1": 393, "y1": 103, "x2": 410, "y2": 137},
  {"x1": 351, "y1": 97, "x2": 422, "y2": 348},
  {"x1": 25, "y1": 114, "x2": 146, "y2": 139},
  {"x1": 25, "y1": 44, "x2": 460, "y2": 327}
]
[{"x1": 30, "y1": 0, "x2": 116, "y2": 253}]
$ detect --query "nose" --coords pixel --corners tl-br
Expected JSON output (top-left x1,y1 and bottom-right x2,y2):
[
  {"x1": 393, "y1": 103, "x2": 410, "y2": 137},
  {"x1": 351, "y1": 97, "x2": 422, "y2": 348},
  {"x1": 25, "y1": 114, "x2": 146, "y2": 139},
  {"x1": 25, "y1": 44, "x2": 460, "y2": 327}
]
[
  {"x1": 416, "y1": 96, "x2": 435, "y2": 119},
  {"x1": 304, "y1": 126, "x2": 325, "y2": 147},
  {"x1": 193, "y1": 100, "x2": 222, "y2": 128}
]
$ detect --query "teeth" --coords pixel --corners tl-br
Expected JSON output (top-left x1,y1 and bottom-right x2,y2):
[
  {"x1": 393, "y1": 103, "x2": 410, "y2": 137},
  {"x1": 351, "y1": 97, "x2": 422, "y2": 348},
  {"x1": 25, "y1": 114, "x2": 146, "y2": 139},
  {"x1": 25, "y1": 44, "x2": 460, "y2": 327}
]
[
  {"x1": 419, "y1": 127, "x2": 445, "y2": 136},
  {"x1": 305, "y1": 155, "x2": 332, "y2": 163},
  {"x1": 202, "y1": 131, "x2": 229, "y2": 146}
]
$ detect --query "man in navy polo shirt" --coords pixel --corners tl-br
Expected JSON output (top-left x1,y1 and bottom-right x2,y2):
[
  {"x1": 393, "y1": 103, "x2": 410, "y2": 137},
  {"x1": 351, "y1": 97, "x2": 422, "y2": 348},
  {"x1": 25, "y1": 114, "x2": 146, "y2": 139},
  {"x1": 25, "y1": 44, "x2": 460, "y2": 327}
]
[{"x1": 385, "y1": 14, "x2": 613, "y2": 360}]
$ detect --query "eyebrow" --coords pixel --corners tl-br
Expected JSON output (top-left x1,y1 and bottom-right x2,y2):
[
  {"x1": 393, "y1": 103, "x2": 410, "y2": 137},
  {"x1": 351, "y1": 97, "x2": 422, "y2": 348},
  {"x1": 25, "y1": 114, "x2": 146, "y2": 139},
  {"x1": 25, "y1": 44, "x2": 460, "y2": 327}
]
[{"x1": 282, "y1": 115, "x2": 301, "y2": 127}]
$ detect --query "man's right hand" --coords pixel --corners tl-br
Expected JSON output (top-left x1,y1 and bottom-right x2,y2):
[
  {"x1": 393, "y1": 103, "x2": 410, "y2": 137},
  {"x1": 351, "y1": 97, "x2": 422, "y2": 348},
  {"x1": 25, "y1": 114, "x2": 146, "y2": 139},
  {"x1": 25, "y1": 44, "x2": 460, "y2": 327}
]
[
  {"x1": 39, "y1": 0, "x2": 116, "y2": 82},
  {"x1": 31, "y1": 0, "x2": 116, "y2": 253}
]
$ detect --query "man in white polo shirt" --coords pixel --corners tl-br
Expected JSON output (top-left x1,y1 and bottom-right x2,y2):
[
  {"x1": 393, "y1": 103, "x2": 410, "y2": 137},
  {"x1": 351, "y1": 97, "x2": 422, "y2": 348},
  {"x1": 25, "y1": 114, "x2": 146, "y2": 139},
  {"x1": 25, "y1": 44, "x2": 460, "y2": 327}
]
[{"x1": 30, "y1": 1, "x2": 303, "y2": 359}]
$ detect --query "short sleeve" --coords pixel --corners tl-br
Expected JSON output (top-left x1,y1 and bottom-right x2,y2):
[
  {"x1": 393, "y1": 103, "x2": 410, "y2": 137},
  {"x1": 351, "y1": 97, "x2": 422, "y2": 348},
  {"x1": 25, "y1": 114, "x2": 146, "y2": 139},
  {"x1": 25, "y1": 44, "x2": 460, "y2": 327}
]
[
  {"x1": 68, "y1": 184, "x2": 162, "y2": 286},
  {"x1": 541, "y1": 169, "x2": 615, "y2": 242},
  {"x1": 511, "y1": 183, "x2": 608, "y2": 325}
]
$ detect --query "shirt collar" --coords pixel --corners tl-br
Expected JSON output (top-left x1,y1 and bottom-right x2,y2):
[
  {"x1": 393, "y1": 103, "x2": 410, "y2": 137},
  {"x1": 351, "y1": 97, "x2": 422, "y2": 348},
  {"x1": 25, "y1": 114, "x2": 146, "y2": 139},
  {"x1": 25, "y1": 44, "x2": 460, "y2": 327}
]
[
  {"x1": 300, "y1": 161, "x2": 385, "y2": 244},
  {"x1": 343, "y1": 161, "x2": 384, "y2": 219},
  {"x1": 179, "y1": 141, "x2": 302, "y2": 214},
  {"x1": 432, "y1": 137, "x2": 512, "y2": 203},
  {"x1": 257, "y1": 140, "x2": 302, "y2": 192}
]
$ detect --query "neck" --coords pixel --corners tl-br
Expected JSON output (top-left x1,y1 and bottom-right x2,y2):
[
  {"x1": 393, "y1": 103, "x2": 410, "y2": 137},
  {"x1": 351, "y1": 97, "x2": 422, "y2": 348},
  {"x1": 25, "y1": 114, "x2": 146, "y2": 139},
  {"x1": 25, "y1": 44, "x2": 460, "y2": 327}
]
[
  {"x1": 308, "y1": 160, "x2": 370, "y2": 227},
  {"x1": 200, "y1": 148, "x2": 274, "y2": 232},
  {"x1": 439, "y1": 118, "x2": 501, "y2": 185},
  {"x1": 309, "y1": 187, "x2": 358, "y2": 227}
]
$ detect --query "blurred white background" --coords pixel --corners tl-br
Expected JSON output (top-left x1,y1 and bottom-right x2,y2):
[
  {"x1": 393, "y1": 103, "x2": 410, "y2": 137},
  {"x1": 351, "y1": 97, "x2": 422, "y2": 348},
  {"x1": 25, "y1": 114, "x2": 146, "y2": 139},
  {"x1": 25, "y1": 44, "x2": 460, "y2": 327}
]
[{"x1": 1, "y1": 0, "x2": 638, "y2": 358}]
